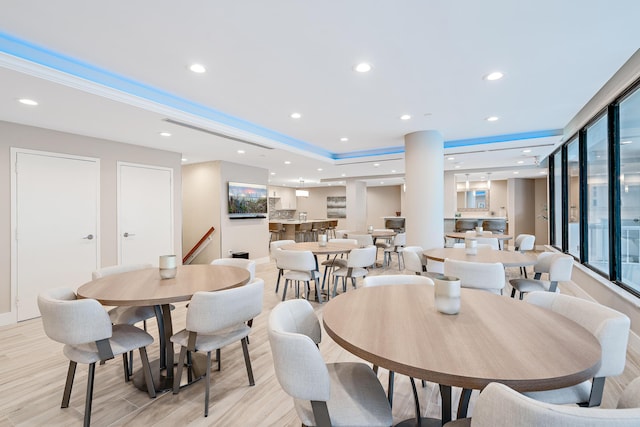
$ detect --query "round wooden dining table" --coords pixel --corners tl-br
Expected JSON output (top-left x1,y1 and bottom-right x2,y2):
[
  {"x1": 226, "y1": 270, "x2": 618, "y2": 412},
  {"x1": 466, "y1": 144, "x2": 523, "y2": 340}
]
[
  {"x1": 445, "y1": 232, "x2": 513, "y2": 249},
  {"x1": 77, "y1": 264, "x2": 250, "y2": 390},
  {"x1": 323, "y1": 285, "x2": 601, "y2": 425},
  {"x1": 424, "y1": 247, "x2": 536, "y2": 268}
]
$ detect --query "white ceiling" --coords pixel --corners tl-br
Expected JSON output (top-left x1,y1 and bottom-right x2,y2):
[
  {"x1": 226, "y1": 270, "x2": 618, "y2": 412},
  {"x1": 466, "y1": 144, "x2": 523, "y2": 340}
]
[{"x1": 1, "y1": 1, "x2": 639, "y2": 188}]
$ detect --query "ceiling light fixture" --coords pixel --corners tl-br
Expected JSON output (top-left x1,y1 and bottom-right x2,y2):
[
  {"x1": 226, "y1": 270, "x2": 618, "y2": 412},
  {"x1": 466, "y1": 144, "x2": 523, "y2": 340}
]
[
  {"x1": 517, "y1": 160, "x2": 524, "y2": 164},
  {"x1": 522, "y1": 149, "x2": 532, "y2": 153},
  {"x1": 486, "y1": 116, "x2": 499, "y2": 122},
  {"x1": 487, "y1": 172, "x2": 492, "y2": 189},
  {"x1": 621, "y1": 140, "x2": 633, "y2": 145},
  {"x1": 400, "y1": 114, "x2": 411, "y2": 120},
  {"x1": 284, "y1": 160, "x2": 291, "y2": 165},
  {"x1": 181, "y1": 158, "x2": 188, "y2": 162},
  {"x1": 189, "y1": 63, "x2": 206, "y2": 73},
  {"x1": 373, "y1": 163, "x2": 380, "y2": 167},
  {"x1": 290, "y1": 112, "x2": 302, "y2": 119},
  {"x1": 295, "y1": 179, "x2": 309, "y2": 197},
  {"x1": 317, "y1": 168, "x2": 323, "y2": 171},
  {"x1": 340, "y1": 137, "x2": 349, "y2": 142},
  {"x1": 465, "y1": 173, "x2": 470, "y2": 190},
  {"x1": 270, "y1": 172, "x2": 276, "y2": 175},
  {"x1": 18, "y1": 98, "x2": 38, "y2": 106},
  {"x1": 448, "y1": 157, "x2": 455, "y2": 161},
  {"x1": 159, "y1": 132, "x2": 171, "y2": 137},
  {"x1": 237, "y1": 150, "x2": 245, "y2": 154},
  {"x1": 484, "y1": 71, "x2": 504, "y2": 81},
  {"x1": 354, "y1": 63, "x2": 372, "y2": 73}
]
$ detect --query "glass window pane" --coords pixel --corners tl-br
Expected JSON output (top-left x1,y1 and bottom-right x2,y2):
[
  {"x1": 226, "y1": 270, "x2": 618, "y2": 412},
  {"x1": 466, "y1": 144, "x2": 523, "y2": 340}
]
[
  {"x1": 586, "y1": 115, "x2": 609, "y2": 275},
  {"x1": 567, "y1": 139, "x2": 580, "y2": 258},
  {"x1": 553, "y1": 150, "x2": 563, "y2": 248},
  {"x1": 619, "y1": 87, "x2": 640, "y2": 292}
]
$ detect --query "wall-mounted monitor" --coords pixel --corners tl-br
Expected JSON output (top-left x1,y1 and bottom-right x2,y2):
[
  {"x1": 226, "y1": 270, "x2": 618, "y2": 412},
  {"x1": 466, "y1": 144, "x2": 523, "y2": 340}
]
[{"x1": 228, "y1": 181, "x2": 268, "y2": 218}]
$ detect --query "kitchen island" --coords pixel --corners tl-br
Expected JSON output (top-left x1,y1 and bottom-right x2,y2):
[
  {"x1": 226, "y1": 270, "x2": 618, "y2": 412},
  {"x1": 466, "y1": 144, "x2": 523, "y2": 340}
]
[{"x1": 270, "y1": 219, "x2": 336, "y2": 241}]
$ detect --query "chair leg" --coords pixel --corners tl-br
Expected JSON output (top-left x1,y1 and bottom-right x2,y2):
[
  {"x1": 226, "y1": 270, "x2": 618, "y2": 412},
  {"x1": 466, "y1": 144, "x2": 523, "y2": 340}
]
[
  {"x1": 122, "y1": 353, "x2": 130, "y2": 381},
  {"x1": 216, "y1": 348, "x2": 221, "y2": 371},
  {"x1": 173, "y1": 346, "x2": 188, "y2": 394},
  {"x1": 388, "y1": 371, "x2": 395, "y2": 407},
  {"x1": 583, "y1": 377, "x2": 606, "y2": 407},
  {"x1": 282, "y1": 279, "x2": 289, "y2": 301},
  {"x1": 510, "y1": 288, "x2": 517, "y2": 298},
  {"x1": 204, "y1": 351, "x2": 212, "y2": 417},
  {"x1": 275, "y1": 269, "x2": 283, "y2": 293},
  {"x1": 83, "y1": 362, "x2": 96, "y2": 427},
  {"x1": 62, "y1": 360, "x2": 77, "y2": 408},
  {"x1": 139, "y1": 347, "x2": 156, "y2": 398},
  {"x1": 241, "y1": 337, "x2": 255, "y2": 386}
]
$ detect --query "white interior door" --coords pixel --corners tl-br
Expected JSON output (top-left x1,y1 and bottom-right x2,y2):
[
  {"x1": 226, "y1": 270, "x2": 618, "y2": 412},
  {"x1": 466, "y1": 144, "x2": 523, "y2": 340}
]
[
  {"x1": 118, "y1": 163, "x2": 174, "y2": 266},
  {"x1": 13, "y1": 150, "x2": 99, "y2": 321}
]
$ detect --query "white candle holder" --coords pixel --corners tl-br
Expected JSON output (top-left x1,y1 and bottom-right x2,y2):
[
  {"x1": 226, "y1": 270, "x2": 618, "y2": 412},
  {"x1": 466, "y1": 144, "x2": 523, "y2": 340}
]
[
  {"x1": 318, "y1": 234, "x2": 327, "y2": 247},
  {"x1": 434, "y1": 275, "x2": 461, "y2": 315},
  {"x1": 475, "y1": 226, "x2": 484, "y2": 236},
  {"x1": 159, "y1": 255, "x2": 177, "y2": 279},
  {"x1": 367, "y1": 225, "x2": 374, "y2": 234},
  {"x1": 465, "y1": 239, "x2": 477, "y2": 255}
]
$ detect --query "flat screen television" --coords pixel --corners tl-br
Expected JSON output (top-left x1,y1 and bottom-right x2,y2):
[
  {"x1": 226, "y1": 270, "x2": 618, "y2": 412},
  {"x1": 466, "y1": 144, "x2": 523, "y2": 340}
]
[{"x1": 228, "y1": 181, "x2": 268, "y2": 218}]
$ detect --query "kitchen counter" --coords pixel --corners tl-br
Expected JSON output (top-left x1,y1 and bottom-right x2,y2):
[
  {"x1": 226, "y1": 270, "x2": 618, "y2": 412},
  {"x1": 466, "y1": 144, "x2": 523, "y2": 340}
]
[{"x1": 270, "y1": 219, "x2": 334, "y2": 241}]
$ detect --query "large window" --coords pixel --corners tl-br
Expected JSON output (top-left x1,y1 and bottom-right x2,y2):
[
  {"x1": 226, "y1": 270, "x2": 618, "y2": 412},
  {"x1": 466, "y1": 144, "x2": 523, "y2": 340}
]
[
  {"x1": 550, "y1": 80, "x2": 640, "y2": 297},
  {"x1": 586, "y1": 114, "x2": 609, "y2": 275},
  {"x1": 619, "y1": 88, "x2": 640, "y2": 292},
  {"x1": 567, "y1": 138, "x2": 580, "y2": 258},
  {"x1": 552, "y1": 150, "x2": 563, "y2": 248}
]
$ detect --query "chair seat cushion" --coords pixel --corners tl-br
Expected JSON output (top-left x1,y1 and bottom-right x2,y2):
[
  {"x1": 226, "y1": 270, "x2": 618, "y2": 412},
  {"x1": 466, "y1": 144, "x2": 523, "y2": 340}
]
[
  {"x1": 523, "y1": 380, "x2": 592, "y2": 405},
  {"x1": 109, "y1": 305, "x2": 156, "y2": 325},
  {"x1": 321, "y1": 258, "x2": 348, "y2": 268},
  {"x1": 510, "y1": 278, "x2": 552, "y2": 292},
  {"x1": 293, "y1": 362, "x2": 392, "y2": 427},
  {"x1": 333, "y1": 267, "x2": 368, "y2": 278},
  {"x1": 64, "y1": 324, "x2": 154, "y2": 364},
  {"x1": 283, "y1": 270, "x2": 319, "y2": 281},
  {"x1": 171, "y1": 324, "x2": 251, "y2": 353}
]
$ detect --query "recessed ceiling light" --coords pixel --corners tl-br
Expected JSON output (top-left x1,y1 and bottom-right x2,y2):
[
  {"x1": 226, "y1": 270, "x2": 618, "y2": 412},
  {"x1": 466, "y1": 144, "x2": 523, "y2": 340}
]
[
  {"x1": 522, "y1": 149, "x2": 532, "y2": 153},
  {"x1": 181, "y1": 158, "x2": 188, "y2": 162},
  {"x1": 270, "y1": 172, "x2": 276, "y2": 175},
  {"x1": 391, "y1": 170, "x2": 396, "y2": 173},
  {"x1": 447, "y1": 157, "x2": 455, "y2": 161},
  {"x1": 380, "y1": 181, "x2": 384, "y2": 184},
  {"x1": 159, "y1": 132, "x2": 171, "y2": 137},
  {"x1": 317, "y1": 168, "x2": 323, "y2": 171},
  {"x1": 18, "y1": 98, "x2": 38, "y2": 106},
  {"x1": 341, "y1": 173, "x2": 346, "y2": 177},
  {"x1": 513, "y1": 171, "x2": 519, "y2": 174},
  {"x1": 621, "y1": 140, "x2": 633, "y2": 145},
  {"x1": 486, "y1": 116, "x2": 499, "y2": 122},
  {"x1": 284, "y1": 160, "x2": 291, "y2": 165},
  {"x1": 290, "y1": 112, "x2": 302, "y2": 119},
  {"x1": 400, "y1": 114, "x2": 411, "y2": 121},
  {"x1": 189, "y1": 63, "x2": 206, "y2": 73},
  {"x1": 540, "y1": 171, "x2": 547, "y2": 175},
  {"x1": 454, "y1": 165, "x2": 461, "y2": 169},
  {"x1": 354, "y1": 63, "x2": 372, "y2": 73},
  {"x1": 373, "y1": 163, "x2": 380, "y2": 167},
  {"x1": 517, "y1": 160, "x2": 524, "y2": 164},
  {"x1": 484, "y1": 71, "x2": 504, "y2": 81},
  {"x1": 340, "y1": 137, "x2": 349, "y2": 142},
  {"x1": 237, "y1": 150, "x2": 245, "y2": 154}
]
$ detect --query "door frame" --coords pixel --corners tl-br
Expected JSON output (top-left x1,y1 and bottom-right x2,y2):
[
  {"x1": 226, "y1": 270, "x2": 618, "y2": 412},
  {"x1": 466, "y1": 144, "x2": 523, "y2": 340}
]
[
  {"x1": 116, "y1": 161, "x2": 174, "y2": 265},
  {"x1": 9, "y1": 148, "x2": 100, "y2": 325}
]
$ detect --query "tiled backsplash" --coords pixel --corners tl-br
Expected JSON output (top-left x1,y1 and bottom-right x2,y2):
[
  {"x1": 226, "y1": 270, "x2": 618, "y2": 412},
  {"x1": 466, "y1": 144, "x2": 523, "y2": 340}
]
[{"x1": 268, "y1": 198, "x2": 296, "y2": 219}]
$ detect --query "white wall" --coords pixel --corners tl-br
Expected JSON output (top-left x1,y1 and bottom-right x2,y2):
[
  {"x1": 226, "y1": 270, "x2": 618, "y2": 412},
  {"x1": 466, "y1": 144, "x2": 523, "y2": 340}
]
[
  {"x1": 366, "y1": 185, "x2": 402, "y2": 229},
  {"x1": 0, "y1": 120, "x2": 183, "y2": 316},
  {"x1": 182, "y1": 161, "x2": 269, "y2": 264}
]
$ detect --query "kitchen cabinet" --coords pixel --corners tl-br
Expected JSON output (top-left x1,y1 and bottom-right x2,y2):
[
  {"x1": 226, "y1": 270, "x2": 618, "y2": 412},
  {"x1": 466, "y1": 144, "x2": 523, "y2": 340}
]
[{"x1": 269, "y1": 187, "x2": 296, "y2": 210}]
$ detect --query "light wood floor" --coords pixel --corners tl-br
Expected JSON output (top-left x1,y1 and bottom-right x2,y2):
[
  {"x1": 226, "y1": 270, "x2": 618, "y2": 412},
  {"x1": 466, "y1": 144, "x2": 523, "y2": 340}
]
[{"x1": 1, "y1": 256, "x2": 639, "y2": 426}]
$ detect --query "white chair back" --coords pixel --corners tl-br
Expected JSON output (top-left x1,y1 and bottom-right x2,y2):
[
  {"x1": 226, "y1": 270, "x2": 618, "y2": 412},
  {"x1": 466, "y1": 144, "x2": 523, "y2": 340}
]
[
  {"x1": 328, "y1": 238, "x2": 358, "y2": 245},
  {"x1": 38, "y1": 287, "x2": 112, "y2": 345},
  {"x1": 270, "y1": 240, "x2": 295, "y2": 258},
  {"x1": 402, "y1": 246, "x2": 425, "y2": 274},
  {"x1": 444, "y1": 259, "x2": 505, "y2": 294},
  {"x1": 525, "y1": 291, "x2": 630, "y2": 379},
  {"x1": 210, "y1": 258, "x2": 256, "y2": 281},
  {"x1": 515, "y1": 234, "x2": 536, "y2": 252},
  {"x1": 347, "y1": 246, "x2": 377, "y2": 268},
  {"x1": 276, "y1": 250, "x2": 316, "y2": 272},
  {"x1": 186, "y1": 279, "x2": 264, "y2": 334},
  {"x1": 471, "y1": 382, "x2": 640, "y2": 427},
  {"x1": 363, "y1": 274, "x2": 434, "y2": 287},
  {"x1": 452, "y1": 243, "x2": 465, "y2": 248},
  {"x1": 334, "y1": 230, "x2": 347, "y2": 238},
  {"x1": 268, "y1": 300, "x2": 329, "y2": 401},
  {"x1": 549, "y1": 255, "x2": 573, "y2": 282},
  {"x1": 392, "y1": 232, "x2": 406, "y2": 247},
  {"x1": 476, "y1": 237, "x2": 499, "y2": 250},
  {"x1": 533, "y1": 252, "x2": 555, "y2": 276},
  {"x1": 92, "y1": 263, "x2": 152, "y2": 280},
  {"x1": 350, "y1": 234, "x2": 374, "y2": 247}
]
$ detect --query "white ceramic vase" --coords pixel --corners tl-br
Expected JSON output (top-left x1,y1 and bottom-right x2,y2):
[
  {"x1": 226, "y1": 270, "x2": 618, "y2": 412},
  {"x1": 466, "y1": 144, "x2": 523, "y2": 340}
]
[{"x1": 434, "y1": 275, "x2": 461, "y2": 315}]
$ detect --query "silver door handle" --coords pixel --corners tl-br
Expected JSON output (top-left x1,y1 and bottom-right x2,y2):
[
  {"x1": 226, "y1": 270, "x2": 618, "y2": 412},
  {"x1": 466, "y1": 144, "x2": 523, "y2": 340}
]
[
  {"x1": 123, "y1": 232, "x2": 136, "y2": 237},
  {"x1": 83, "y1": 234, "x2": 94, "y2": 240}
]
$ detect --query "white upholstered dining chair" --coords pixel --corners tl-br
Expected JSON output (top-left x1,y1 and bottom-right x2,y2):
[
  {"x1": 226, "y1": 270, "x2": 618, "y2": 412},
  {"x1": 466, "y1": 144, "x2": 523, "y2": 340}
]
[
  {"x1": 443, "y1": 258, "x2": 505, "y2": 294},
  {"x1": 401, "y1": 246, "x2": 427, "y2": 275},
  {"x1": 444, "y1": 377, "x2": 640, "y2": 427},
  {"x1": 509, "y1": 253, "x2": 573, "y2": 299},
  {"x1": 268, "y1": 299, "x2": 393, "y2": 427},
  {"x1": 331, "y1": 245, "x2": 376, "y2": 297},
  {"x1": 38, "y1": 287, "x2": 156, "y2": 427},
  {"x1": 522, "y1": 291, "x2": 630, "y2": 407},
  {"x1": 277, "y1": 249, "x2": 321, "y2": 301},
  {"x1": 210, "y1": 257, "x2": 256, "y2": 281},
  {"x1": 270, "y1": 239, "x2": 296, "y2": 294},
  {"x1": 170, "y1": 279, "x2": 264, "y2": 417}
]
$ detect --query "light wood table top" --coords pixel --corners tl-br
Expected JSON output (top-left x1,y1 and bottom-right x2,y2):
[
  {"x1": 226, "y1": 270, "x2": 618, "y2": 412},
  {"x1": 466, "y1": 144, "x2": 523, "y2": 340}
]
[
  {"x1": 77, "y1": 264, "x2": 251, "y2": 306},
  {"x1": 345, "y1": 230, "x2": 396, "y2": 239},
  {"x1": 424, "y1": 247, "x2": 536, "y2": 267},
  {"x1": 281, "y1": 241, "x2": 358, "y2": 255},
  {"x1": 446, "y1": 232, "x2": 513, "y2": 241},
  {"x1": 323, "y1": 285, "x2": 601, "y2": 423}
]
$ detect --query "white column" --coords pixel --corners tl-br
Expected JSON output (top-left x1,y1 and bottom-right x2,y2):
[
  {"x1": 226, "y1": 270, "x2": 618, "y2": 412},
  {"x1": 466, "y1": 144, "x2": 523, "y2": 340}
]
[
  {"x1": 345, "y1": 179, "x2": 367, "y2": 231},
  {"x1": 405, "y1": 130, "x2": 444, "y2": 250}
]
